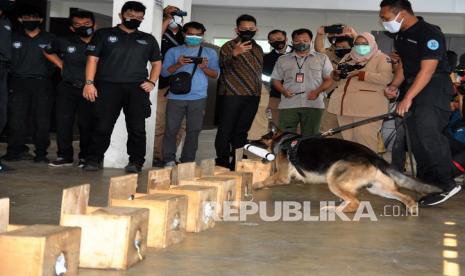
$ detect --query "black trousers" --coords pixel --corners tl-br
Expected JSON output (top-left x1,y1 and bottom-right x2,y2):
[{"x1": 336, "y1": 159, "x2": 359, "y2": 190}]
[
  {"x1": 391, "y1": 115, "x2": 407, "y2": 172},
  {"x1": 7, "y1": 77, "x2": 53, "y2": 157},
  {"x1": 87, "y1": 81, "x2": 151, "y2": 166},
  {"x1": 215, "y1": 95, "x2": 260, "y2": 168},
  {"x1": 55, "y1": 81, "x2": 94, "y2": 160},
  {"x1": 407, "y1": 104, "x2": 455, "y2": 190},
  {"x1": 0, "y1": 64, "x2": 7, "y2": 135}
]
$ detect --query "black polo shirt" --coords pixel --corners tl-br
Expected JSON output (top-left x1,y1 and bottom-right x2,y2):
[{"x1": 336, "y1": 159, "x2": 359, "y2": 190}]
[
  {"x1": 86, "y1": 26, "x2": 161, "y2": 83},
  {"x1": 159, "y1": 26, "x2": 184, "y2": 89},
  {"x1": 394, "y1": 18, "x2": 449, "y2": 80},
  {"x1": 0, "y1": 16, "x2": 12, "y2": 62},
  {"x1": 10, "y1": 30, "x2": 56, "y2": 78},
  {"x1": 263, "y1": 50, "x2": 285, "y2": 98},
  {"x1": 45, "y1": 35, "x2": 88, "y2": 83}
]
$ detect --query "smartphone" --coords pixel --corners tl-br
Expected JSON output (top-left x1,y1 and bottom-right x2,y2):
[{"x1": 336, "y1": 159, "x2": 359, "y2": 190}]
[
  {"x1": 185, "y1": 56, "x2": 203, "y2": 64},
  {"x1": 324, "y1": 24, "x2": 344, "y2": 34}
]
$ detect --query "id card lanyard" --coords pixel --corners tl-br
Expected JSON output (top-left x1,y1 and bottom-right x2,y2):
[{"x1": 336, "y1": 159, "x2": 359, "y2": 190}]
[{"x1": 295, "y1": 56, "x2": 307, "y2": 97}]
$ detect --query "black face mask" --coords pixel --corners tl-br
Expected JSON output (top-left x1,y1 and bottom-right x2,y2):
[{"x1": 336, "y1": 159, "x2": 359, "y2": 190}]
[
  {"x1": 22, "y1": 20, "x2": 41, "y2": 31},
  {"x1": 122, "y1": 18, "x2": 141, "y2": 30},
  {"x1": 270, "y1": 40, "x2": 286, "y2": 51},
  {"x1": 238, "y1": 30, "x2": 256, "y2": 41},
  {"x1": 335, "y1": 48, "x2": 352, "y2": 58},
  {"x1": 75, "y1": 26, "x2": 94, "y2": 38}
]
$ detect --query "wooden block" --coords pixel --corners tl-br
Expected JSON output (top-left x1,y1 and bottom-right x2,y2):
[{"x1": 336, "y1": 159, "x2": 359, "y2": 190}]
[
  {"x1": 109, "y1": 174, "x2": 138, "y2": 202},
  {"x1": 214, "y1": 166, "x2": 230, "y2": 175},
  {"x1": 111, "y1": 194, "x2": 187, "y2": 248},
  {"x1": 61, "y1": 184, "x2": 149, "y2": 270},
  {"x1": 7, "y1": 224, "x2": 26, "y2": 232},
  {"x1": 198, "y1": 159, "x2": 216, "y2": 177},
  {"x1": 153, "y1": 185, "x2": 217, "y2": 232},
  {"x1": 147, "y1": 168, "x2": 172, "y2": 193},
  {"x1": 173, "y1": 162, "x2": 197, "y2": 185},
  {"x1": 216, "y1": 171, "x2": 253, "y2": 205},
  {"x1": 236, "y1": 160, "x2": 272, "y2": 184},
  {"x1": 0, "y1": 198, "x2": 9, "y2": 233},
  {"x1": 179, "y1": 177, "x2": 236, "y2": 218},
  {"x1": 0, "y1": 224, "x2": 81, "y2": 276}
]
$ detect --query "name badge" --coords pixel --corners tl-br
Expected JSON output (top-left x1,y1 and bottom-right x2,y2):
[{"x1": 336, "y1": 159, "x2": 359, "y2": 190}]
[{"x1": 295, "y1": 73, "x2": 304, "y2": 83}]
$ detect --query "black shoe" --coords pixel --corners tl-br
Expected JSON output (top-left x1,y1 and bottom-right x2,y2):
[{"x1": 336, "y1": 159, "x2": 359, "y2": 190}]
[
  {"x1": 419, "y1": 185, "x2": 462, "y2": 206},
  {"x1": 125, "y1": 162, "x2": 142, "y2": 173},
  {"x1": 83, "y1": 160, "x2": 102, "y2": 171},
  {"x1": 77, "y1": 159, "x2": 86, "y2": 168},
  {"x1": 1, "y1": 152, "x2": 34, "y2": 162},
  {"x1": 34, "y1": 156, "x2": 50, "y2": 164},
  {"x1": 49, "y1": 157, "x2": 74, "y2": 167}
]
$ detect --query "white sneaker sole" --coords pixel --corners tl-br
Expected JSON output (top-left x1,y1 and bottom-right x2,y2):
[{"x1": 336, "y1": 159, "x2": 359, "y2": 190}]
[
  {"x1": 425, "y1": 185, "x2": 462, "y2": 206},
  {"x1": 48, "y1": 162, "x2": 74, "y2": 167}
]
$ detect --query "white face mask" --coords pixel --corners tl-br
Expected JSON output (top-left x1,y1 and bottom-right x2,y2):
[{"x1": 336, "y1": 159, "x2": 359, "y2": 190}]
[
  {"x1": 169, "y1": 19, "x2": 178, "y2": 29},
  {"x1": 382, "y1": 12, "x2": 404, "y2": 33}
]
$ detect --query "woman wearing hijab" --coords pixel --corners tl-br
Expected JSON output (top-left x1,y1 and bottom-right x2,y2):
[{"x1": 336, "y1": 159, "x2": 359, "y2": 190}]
[{"x1": 327, "y1": 32, "x2": 393, "y2": 152}]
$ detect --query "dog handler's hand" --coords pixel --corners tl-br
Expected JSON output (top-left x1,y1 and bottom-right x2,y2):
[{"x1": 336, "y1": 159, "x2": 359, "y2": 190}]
[
  {"x1": 396, "y1": 97, "x2": 412, "y2": 117},
  {"x1": 83, "y1": 84, "x2": 98, "y2": 102},
  {"x1": 384, "y1": 85, "x2": 398, "y2": 99}
]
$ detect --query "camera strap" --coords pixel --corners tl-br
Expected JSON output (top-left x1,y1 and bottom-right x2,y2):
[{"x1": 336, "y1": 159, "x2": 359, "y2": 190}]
[
  {"x1": 191, "y1": 46, "x2": 203, "y2": 76},
  {"x1": 164, "y1": 32, "x2": 180, "y2": 46}
]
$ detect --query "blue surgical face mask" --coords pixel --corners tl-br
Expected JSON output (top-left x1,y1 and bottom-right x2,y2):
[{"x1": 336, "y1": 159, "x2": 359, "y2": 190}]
[
  {"x1": 185, "y1": 35, "x2": 203, "y2": 46},
  {"x1": 354, "y1": 45, "x2": 371, "y2": 56}
]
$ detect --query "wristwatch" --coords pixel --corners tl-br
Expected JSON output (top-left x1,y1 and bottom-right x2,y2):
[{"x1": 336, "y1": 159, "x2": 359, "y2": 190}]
[{"x1": 85, "y1": 80, "x2": 94, "y2": 85}]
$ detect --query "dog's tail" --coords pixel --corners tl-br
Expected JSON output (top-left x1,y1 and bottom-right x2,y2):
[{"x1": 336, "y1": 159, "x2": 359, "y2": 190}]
[{"x1": 387, "y1": 168, "x2": 441, "y2": 194}]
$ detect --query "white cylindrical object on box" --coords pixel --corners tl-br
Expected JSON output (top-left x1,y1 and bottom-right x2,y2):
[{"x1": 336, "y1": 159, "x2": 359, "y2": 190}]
[{"x1": 244, "y1": 144, "x2": 275, "y2": 161}]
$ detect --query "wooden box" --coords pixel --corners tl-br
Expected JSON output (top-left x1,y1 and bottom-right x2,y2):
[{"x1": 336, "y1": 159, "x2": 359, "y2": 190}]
[
  {"x1": 153, "y1": 185, "x2": 217, "y2": 232},
  {"x1": 179, "y1": 177, "x2": 236, "y2": 218},
  {"x1": 109, "y1": 175, "x2": 188, "y2": 248},
  {"x1": 0, "y1": 224, "x2": 81, "y2": 276},
  {"x1": 216, "y1": 171, "x2": 254, "y2": 206},
  {"x1": 172, "y1": 162, "x2": 197, "y2": 185},
  {"x1": 0, "y1": 197, "x2": 8, "y2": 233},
  {"x1": 60, "y1": 184, "x2": 149, "y2": 270},
  {"x1": 147, "y1": 168, "x2": 172, "y2": 193},
  {"x1": 236, "y1": 159, "x2": 272, "y2": 185}
]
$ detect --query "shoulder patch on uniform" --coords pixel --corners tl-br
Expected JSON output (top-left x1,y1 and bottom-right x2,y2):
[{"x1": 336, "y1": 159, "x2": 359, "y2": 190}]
[
  {"x1": 427, "y1": 39, "x2": 439, "y2": 50},
  {"x1": 86, "y1": 45, "x2": 96, "y2": 51},
  {"x1": 4, "y1": 25, "x2": 11, "y2": 31},
  {"x1": 136, "y1": 39, "x2": 148, "y2": 45}
]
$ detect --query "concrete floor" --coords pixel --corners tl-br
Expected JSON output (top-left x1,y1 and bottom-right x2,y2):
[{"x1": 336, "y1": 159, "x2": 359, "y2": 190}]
[{"x1": 0, "y1": 131, "x2": 464, "y2": 275}]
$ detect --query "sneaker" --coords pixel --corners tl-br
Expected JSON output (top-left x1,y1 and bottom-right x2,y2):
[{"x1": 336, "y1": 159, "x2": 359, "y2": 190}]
[
  {"x1": 49, "y1": 157, "x2": 74, "y2": 167},
  {"x1": 0, "y1": 162, "x2": 13, "y2": 173},
  {"x1": 77, "y1": 159, "x2": 86, "y2": 168},
  {"x1": 164, "y1": 161, "x2": 176, "y2": 168},
  {"x1": 419, "y1": 185, "x2": 462, "y2": 206},
  {"x1": 125, "y1": 162, "x2": 142, "y2": 173},
  {"x1": 34, "y1": 156, "x2": 50, "y2": 164},
  {"x1": 83, "y1": 160, "x2": 102, "y2": 171}
]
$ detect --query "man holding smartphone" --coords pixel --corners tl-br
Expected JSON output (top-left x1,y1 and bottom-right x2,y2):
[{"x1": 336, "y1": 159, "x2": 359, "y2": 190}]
[{"x1": 161, "y1": 21, "x2": 219, "y2": 166}]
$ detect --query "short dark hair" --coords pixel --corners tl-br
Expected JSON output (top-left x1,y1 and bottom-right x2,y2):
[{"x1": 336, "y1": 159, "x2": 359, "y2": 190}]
[
  {"x1": 69, "y1": 10, "x2": 95, "y2": 26},
  {"x1": 18, "y1": 4, "x2": 44, "y2": 18},
  {"x1": 335, "y1": 36, "x2": 354, "y2": 47},
  {"x1": 291, "y1": 28, "x2": 313, "y2": 40},
  {"x1": 380, "y1": 0, "x2": 414, "y2": 15},
  {"x1": 236, "y1": 14, "x2": 256, "y2": 27},
  {"x1": 182, "y1": 21, "x2": 206, "y2": 34},
  {"x1": 268, "y1": 29, "x2": 287, "y2": 40},
  {"x1": 121, "y1": 1, "x2": 146, "y2": 15}
]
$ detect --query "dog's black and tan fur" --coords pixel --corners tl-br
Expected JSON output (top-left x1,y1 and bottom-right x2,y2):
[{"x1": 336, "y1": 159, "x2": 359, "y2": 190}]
[{"x1": 252, "y1": 124, "x2": 440, "y2": 213}]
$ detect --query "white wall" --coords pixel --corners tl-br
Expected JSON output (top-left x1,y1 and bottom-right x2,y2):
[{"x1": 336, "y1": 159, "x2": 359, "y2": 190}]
[
  {"x1": 191, "y1": 5, "x2": 465, "y2": 46},
  {"x1": 49, "y1": 0, "x2": 113, "y2": 17}
]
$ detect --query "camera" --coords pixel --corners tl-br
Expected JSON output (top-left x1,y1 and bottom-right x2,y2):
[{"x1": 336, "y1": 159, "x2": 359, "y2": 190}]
[
  {"x1": 337, "y1": 63, "x2": 365, "y2": 79},
  {"x1": 171, "y1": 9, "x2": 188, "y2": 17},
  {"x1": 324, "y1": 24, "x2": 344, "y2": 34},
  {"x1": 185, "y1": 56, "x2": 203, "y2": 64}
]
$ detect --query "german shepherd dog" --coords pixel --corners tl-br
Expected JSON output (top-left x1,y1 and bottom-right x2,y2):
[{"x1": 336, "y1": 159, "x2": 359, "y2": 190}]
[{"x1": 251, "y1": 123, "x2": 441, "y2": 214}]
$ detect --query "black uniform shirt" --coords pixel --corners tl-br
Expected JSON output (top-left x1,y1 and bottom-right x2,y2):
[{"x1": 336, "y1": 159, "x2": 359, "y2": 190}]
[
  {"x1": 10, "y1": 31, "x2": 56, "y2": 78},
  {"x1": 394, "y1": 18, "x2": 449, "y2": 80},
  {"x1": 45, "y1": 35, "x2": 88, "y2": 82},
  {"x1": 263, "y1": 50, "x2": 285, "y2": 98},
  {"x1": 0, "y1": 16, "x2": 12, "y2": 62},
  {"x1": 86, "y1": 26, "x2": 162, "y2": 83},
  {"x1": 159, "y1": 26, "x2": 184, "y2": 89}
]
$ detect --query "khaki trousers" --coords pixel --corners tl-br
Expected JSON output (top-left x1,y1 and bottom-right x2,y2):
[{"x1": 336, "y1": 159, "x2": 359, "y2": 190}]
[
  {"x1": 247, "y1": 85, "x2": 270, "y2": 140},
  {"x1": 337, "y1": 115, "x2": 382, "y2": 153}
]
